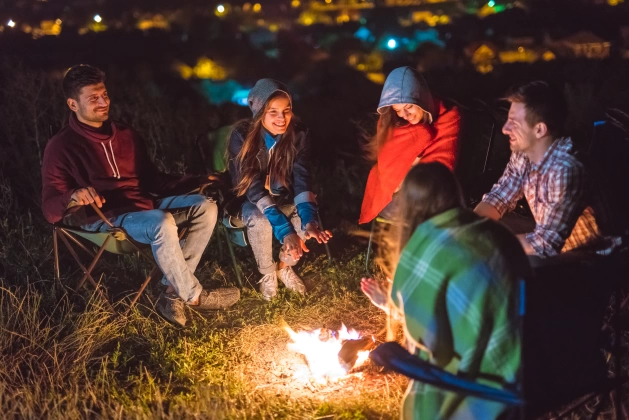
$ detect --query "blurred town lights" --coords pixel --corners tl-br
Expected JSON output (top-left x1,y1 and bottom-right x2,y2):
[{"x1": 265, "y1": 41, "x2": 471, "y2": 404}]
[
  {"x1": 94, "y1": 15, "x2": 102, "y2": 23},
  {"x1": 488, "y1": 0, "x2": 495, "y2": 6},
  {"x1": 55, "y1": 19, "x2": 62, "y2": 25},
  {"x1": 386, "y1": 38, "x2": 397, "y2": 49},
  {"x1": 253, "y1": 3, "x2": 262, "y2": 12},
  {"x1": 217, "y1": 4, "x2": 225, "y2": 13},
  {"x1": 7, "y1": 19, "x2": 16, "y2": 28}
]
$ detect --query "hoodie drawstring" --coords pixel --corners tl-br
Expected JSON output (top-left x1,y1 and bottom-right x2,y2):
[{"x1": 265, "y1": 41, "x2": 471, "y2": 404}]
[
  {"x1": 108, "y1": 141, "x2": 121, "y2": 179},
  {"x1": 101, "y1": 141, "x2": 121, "y2": 179}
]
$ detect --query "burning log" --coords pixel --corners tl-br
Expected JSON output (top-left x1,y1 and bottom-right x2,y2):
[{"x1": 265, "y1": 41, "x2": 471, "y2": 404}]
[
  {"x1": 338, "y1": 337, "x2": 375, "y2": 371},
  {"x1": 283, "y1": 322, "x2": 373, "y2": 382}
]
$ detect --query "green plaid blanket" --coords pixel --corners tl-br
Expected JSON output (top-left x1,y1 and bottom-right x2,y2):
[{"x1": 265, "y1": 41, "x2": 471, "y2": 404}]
[{"x1": 390, "y1": 208, "x2": 531, "y2": 419}]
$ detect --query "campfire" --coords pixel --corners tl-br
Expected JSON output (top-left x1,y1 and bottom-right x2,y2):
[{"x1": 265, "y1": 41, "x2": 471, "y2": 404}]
[{"x1": 284, "y1": 323, "x2": 374, "y2": 383}]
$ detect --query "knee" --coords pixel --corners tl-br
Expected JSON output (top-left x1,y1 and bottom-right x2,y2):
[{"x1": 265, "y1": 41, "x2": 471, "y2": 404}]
[
  {"x1": 243, "y1": 206, "x2": 270, "y2": 231},
  {"x1": 195, "y1": 197, "x2": 218, "y2": 224},
  {"x1": 151, "y1": 211, "x2": 177, "y2": 239}
]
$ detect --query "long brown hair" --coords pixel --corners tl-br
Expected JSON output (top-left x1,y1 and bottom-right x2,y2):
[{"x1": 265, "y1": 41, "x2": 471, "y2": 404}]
[
  {"x1": 233, "y1": 92, "x2": 297, "y2": 197},
  {"x1": 376, "y1": 162, "x2": 464, "y2": 280},
  {"x1": 366, "y1": 106, "x2": 431, "y2": 162},
  {"x1": 377, "y1": 162, "x2": 464, "y2": 342}
]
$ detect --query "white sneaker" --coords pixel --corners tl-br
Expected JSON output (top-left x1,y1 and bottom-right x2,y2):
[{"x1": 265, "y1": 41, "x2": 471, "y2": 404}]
[
  {"x1": 258, "y1": 272, "x2": 278, "y2": 301},
  {"x1": 277, "y1": 267, "x2": 306, "y2": 295}
]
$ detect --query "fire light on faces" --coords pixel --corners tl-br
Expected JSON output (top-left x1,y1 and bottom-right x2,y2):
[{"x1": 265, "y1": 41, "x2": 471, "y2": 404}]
[{"x1": 284, "y1": 324, "x2": 372, "y2": 383}]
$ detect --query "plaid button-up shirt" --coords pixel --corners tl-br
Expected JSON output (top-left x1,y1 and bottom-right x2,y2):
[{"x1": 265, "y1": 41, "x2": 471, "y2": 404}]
[{"x1": 482, "y1": 137, "x2": 604, "y2": 257}]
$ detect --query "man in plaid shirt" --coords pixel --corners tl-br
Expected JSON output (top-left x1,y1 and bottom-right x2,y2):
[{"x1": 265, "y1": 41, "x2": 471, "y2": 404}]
[{"x1": 475, "y1": 81, "x2": 608, "y2": 257}]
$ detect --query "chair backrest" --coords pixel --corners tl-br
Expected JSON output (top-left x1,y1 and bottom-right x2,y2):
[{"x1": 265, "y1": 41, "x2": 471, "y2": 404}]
[
  {"x1": 197, "y1": 125, "x2": 233, "y2": 173},
  {"x1": 69, "y1": 229, "x2": 138, "y2": 255},
  {"x1": 448, "y1": 98, "x2": 507, "y2": 206},
  {"x1": 584, "y1": 110, "x2": 629, "y2": 238}
]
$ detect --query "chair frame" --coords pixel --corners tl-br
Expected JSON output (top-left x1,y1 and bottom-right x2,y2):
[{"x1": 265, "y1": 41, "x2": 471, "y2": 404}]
[{"x1": 53, "y1": 202, "x2": 186, "y2": 311}]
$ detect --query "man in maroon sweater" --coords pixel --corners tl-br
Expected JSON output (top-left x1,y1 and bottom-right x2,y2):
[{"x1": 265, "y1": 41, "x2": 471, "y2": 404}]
[{"x1": 42, "y1": 64, "x2": 239, "y2": 326}]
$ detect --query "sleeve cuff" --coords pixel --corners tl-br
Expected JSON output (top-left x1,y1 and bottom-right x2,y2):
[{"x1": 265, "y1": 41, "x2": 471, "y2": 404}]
[
  {"x1": 296, "y1": 202, "x2": 318, "y2": 229},
  {"x1": 294, "y1": 191, "x2": 317, "y2": 205},
  {"x1": 525, "y1": 232, "x2": 559, "y2": 257},
  {"x1": 255, "y1": 195, "x2": 275, "y2": 213},
  {"x1": 262, "y1": 205, "x2": 296, "y2": 242},
  {"x1": 481, "y1": 193, "x2": 508, "y2": 217}
]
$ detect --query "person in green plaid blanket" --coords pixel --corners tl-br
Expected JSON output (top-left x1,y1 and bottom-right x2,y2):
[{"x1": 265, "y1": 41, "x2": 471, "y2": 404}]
[{"x1": 361, "y1": 162, "x2": 532, "y2": 419}]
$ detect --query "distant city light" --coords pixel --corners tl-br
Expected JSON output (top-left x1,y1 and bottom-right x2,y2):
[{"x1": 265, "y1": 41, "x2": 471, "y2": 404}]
[
  {"x1": 94, "y1": 15, "x2": 102, "y2": 23},
  {"x1": 291, "y1": 0, "x2": 301, "y2": 7},
  {"x1": 386, "y1": 38, "x2": 397, "y2": 49},
  {"x1": 232, "y1": 89, "x2": 251, "y2": 106},
  {"x1": 253, "y1": 3, "x2": 262, "y2": 12},
  {"x1": 488, "y1": 0, "x2": 495, "y2": 6},
  {"x1": 325, "y1": 0, "x2": 332, "y2": 3},
  {"x1": 217, "y1": 4, "x2": 225, "y2": 13},
  {"x1": 7, "y1": 19, "x2": 16, "y2": 28},
  {"x1": 55, "y1": 19, "x2": 62, "y2": 25}
]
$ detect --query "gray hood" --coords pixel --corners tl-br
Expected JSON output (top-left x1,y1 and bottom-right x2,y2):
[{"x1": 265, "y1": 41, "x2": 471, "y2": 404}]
[
  {"x1": 377, "y1": 66, "x2": 434, "y2": 120},
  {"x1": 247, "y1": 78, "x2": 292, "y2": 117}
]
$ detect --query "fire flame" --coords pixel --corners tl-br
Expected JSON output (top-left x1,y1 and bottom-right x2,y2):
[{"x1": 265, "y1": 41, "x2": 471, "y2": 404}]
[{"x1": 284, "y1": 323, "x2": 371, "y2": 382}]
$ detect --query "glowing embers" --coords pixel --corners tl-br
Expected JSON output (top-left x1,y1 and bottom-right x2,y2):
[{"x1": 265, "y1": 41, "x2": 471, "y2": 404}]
[{"x1": 284, "y1": 324, "x2": 373, "y2": 383}]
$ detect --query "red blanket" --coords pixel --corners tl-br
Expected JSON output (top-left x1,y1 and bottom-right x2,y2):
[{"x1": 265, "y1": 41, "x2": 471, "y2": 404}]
[{"x1": 359, "y1": 101, "x2": 460, "y2": 224}]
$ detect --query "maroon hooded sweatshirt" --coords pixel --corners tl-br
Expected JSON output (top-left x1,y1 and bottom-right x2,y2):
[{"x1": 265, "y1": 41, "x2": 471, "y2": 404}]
[{"x1": 42, "y1": 114, "x2": 204, "y2": 225}]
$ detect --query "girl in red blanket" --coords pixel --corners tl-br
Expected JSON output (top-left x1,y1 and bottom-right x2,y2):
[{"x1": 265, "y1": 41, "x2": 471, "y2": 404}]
[{"x1": 359, "y1": 66, "x2": 461, "y2": 224}]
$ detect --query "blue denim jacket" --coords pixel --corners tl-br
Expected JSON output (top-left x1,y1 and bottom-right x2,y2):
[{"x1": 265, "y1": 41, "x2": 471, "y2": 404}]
[{"x1": 227, "y1": 120, "x2": 319, "y2": 241}]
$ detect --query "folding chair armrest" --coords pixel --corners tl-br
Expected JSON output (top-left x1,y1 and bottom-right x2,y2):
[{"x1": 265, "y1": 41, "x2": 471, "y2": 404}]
[
  {"x1": 369, "y1": 342, "x2": 524, "y2": 405},
  {"x1": 88, "y1": 202, "x2": 115, "y2": 228}
]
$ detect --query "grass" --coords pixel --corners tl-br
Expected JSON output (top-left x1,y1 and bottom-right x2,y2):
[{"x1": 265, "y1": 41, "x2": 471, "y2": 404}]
[
  {"x1": 0, "y1": 177, "x2": 407, "y2": 419},
  {"x1": 0, "y1": 175, "x2": 627, "y2": 419}
]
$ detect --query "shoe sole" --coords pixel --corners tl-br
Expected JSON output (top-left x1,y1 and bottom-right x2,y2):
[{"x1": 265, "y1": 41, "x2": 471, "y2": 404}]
[
  {"x1": 155, "y1": 300, "x2": 187, "y2": 328},
  {"x1": 155, "y1": 308, "x2": 187, "y2": 328}
]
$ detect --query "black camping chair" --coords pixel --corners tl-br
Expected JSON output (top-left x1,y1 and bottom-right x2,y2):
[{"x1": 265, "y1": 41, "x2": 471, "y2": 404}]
[{"x1": 370, "y1": 245, "x2": 629, "y2": 419}]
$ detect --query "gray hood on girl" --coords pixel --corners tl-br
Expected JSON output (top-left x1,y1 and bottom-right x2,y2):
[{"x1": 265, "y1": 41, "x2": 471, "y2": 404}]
[
  {"x1": 377, "y1": 66, "x2": 434, "y2": 120},
  {"x1": 247, "y1": 78, "x2": 292, "y2": 118}
]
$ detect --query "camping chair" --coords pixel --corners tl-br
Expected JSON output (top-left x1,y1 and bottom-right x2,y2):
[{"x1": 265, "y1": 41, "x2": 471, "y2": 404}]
[
  {"x1": 364, "y1": 99, "x2": 500, "y2": 276},
  {"x1": 53, "y1": 202, "x2": 187, "y2": 311}
]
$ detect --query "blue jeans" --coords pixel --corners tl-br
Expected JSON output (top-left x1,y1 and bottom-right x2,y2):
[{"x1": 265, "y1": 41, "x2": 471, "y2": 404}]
[
  {"x1": 81, "y1": 194, "x2": 217, "y2": 303},
  {"x1": 241, "y1": 202, "x2": 306, "y2": 275}
]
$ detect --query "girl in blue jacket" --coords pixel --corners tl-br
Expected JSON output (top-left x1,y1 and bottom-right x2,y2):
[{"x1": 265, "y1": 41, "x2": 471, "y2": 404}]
[{"x1": 227, "y1": 79, "x2": 332, "y2": 300}]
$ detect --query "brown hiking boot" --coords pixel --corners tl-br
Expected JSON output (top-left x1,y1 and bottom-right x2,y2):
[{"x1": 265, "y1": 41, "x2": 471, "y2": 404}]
[
  {"x1": 192, "y1": 287, "x2": 240, "y2": 310},
  {"x1": 156, "y1": 291, "x2": 187, "y2": 327}
]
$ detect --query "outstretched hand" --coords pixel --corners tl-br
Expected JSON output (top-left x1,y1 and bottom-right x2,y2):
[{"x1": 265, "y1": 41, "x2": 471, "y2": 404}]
[
  {"x1": 283, "y1": 233, "x2": 309, "y2": 261},
  {"x1": 360, "y1": 277, "x2": 390, "y2": 313},
  {"x1": 304, "y1": 222, "x2": 333, "y2": 244}
]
